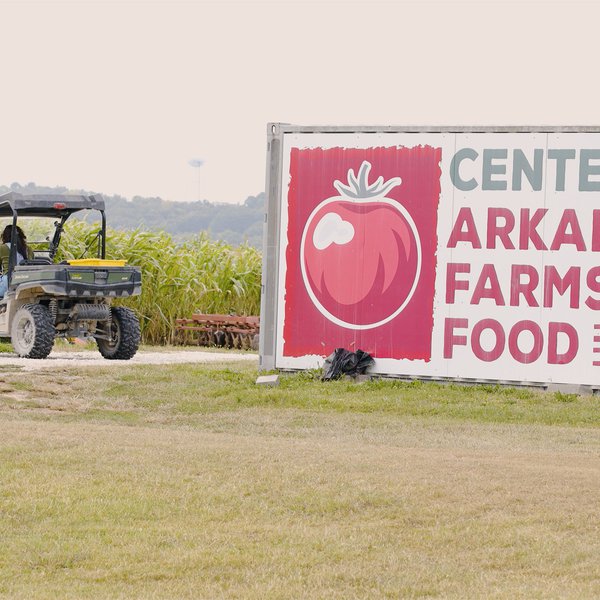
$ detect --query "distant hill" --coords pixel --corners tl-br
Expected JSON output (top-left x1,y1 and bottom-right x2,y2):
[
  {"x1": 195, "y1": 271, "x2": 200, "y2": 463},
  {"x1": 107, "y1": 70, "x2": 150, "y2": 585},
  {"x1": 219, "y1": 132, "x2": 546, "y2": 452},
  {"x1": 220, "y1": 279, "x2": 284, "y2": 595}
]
[{"x1": 0, "y1": 182, "x2": 265, "y2": 248}]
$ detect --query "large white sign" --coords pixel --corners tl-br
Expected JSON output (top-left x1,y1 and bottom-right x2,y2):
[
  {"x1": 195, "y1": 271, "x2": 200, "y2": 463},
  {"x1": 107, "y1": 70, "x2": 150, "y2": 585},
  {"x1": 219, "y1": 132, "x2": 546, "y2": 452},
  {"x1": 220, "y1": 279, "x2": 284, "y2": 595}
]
[{"x1": 265, "y1": 129, "x2": 600, "y2": 386}]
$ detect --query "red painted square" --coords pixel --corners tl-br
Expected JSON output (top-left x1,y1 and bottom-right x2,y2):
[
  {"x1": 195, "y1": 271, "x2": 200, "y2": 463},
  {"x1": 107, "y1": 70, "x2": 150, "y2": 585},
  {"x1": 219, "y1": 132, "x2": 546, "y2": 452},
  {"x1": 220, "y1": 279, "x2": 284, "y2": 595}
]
[{"x1": 283, "y1": 146, "x2": 441, "y2": 360}]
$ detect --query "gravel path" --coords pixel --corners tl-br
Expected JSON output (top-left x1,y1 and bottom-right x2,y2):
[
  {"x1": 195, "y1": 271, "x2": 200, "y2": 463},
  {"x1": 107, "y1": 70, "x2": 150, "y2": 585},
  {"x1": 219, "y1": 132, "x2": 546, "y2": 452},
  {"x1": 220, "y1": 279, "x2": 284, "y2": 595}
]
[{"x1": 0, "y1": 350, "x2": 259, "y2": 371}]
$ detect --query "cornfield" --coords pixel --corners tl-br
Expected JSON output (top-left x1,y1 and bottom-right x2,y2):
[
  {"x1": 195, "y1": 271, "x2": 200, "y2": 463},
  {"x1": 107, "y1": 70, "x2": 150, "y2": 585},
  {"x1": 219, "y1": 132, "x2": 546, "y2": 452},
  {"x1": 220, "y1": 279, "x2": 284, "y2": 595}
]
[{"x1": 51, "y1": 221, "x2": 263, "y2": 345}]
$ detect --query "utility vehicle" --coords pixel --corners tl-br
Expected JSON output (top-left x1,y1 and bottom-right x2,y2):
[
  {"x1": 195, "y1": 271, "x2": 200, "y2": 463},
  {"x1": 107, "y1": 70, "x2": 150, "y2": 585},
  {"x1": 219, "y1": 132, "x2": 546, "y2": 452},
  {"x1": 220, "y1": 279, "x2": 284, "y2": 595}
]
[{"x1": 0, "y1": 192, "x2": 142, "y2": 359}]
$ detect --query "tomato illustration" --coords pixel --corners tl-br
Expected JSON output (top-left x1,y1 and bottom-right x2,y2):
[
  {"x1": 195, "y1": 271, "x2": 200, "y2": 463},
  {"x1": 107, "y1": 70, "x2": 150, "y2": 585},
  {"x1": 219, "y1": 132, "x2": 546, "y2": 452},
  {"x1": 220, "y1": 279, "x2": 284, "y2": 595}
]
[{"x1": 300, "y1": 161, "x2": 421, "y2": 330}]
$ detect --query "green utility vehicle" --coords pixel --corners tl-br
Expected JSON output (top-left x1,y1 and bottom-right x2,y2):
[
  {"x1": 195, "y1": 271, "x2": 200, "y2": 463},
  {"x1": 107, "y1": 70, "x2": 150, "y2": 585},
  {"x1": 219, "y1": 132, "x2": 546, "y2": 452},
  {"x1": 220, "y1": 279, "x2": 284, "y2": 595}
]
[{"x1": 0, "y1": 193, "x2": 142, "y2": 359}]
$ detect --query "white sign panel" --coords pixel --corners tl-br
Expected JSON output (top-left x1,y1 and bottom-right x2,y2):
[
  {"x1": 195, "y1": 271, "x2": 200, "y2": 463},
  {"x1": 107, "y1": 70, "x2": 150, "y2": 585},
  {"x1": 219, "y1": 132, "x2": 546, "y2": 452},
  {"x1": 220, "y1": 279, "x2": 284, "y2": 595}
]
[{"x1": 266, "y1": 129, "x2": 600, "y2": 386}]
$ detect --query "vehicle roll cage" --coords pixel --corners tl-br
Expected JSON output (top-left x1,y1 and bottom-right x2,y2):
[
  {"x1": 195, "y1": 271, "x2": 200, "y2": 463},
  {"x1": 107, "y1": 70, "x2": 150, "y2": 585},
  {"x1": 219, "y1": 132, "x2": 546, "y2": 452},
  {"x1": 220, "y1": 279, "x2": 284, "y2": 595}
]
[{"x1": 0, "y1": 192, "x2": 106, "y2": 283}]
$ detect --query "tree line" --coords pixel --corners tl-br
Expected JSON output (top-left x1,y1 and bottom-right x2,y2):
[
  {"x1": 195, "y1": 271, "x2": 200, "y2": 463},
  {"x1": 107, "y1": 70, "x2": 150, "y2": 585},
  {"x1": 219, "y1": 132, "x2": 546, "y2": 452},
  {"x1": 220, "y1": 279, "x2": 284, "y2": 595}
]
[{"x1": 0, "y1": 182, "x2": 265, "y2": 248}]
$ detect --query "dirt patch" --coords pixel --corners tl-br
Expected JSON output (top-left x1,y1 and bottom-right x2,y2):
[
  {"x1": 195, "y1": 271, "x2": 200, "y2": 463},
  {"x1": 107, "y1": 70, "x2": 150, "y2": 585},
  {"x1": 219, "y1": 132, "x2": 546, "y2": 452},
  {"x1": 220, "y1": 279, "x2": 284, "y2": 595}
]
[{"x1": 0, "y1": 349, "x2": 258, "y2": 371}]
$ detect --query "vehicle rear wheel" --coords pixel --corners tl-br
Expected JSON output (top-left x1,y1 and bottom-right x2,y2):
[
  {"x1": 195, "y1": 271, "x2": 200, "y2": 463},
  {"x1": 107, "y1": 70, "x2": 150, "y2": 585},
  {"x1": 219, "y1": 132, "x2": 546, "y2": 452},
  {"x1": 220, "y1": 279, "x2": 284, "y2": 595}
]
[
  {"x1": 96, "y1": 306, "x2": 140, "y2": 360},
  {"x1": 11, "y1": 303, "x2": 55, "y2": 358}
]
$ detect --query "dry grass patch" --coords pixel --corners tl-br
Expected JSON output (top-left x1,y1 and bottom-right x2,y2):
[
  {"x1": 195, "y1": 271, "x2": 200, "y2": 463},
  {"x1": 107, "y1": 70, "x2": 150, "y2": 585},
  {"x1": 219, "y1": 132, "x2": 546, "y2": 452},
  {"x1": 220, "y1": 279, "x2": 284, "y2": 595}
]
[
  {"x1": 0, "y1": 363, "x2": 599, "y2": 598},
  {"x1": 0, "y1": 419, "x2": 599, "y2": 599}
]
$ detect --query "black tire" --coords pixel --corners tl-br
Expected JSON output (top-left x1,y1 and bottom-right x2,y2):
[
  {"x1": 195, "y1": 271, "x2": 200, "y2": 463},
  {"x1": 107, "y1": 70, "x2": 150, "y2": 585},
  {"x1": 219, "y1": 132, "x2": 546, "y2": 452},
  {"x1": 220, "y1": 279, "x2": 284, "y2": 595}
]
[
  {"x1": 11, "y1": 303, "x2": 55, "y2": 359},
  {"x1": 96, "y1": 306, "x2": 140, "y2": 360}
]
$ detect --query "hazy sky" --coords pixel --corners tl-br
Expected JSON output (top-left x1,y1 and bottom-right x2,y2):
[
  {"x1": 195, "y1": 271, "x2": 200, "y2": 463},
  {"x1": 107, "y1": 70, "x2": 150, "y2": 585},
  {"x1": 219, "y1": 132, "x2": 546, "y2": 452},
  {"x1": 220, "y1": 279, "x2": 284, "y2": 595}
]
[{"x1": 1, "y1": 0, "x2": 598, "y2": 204}]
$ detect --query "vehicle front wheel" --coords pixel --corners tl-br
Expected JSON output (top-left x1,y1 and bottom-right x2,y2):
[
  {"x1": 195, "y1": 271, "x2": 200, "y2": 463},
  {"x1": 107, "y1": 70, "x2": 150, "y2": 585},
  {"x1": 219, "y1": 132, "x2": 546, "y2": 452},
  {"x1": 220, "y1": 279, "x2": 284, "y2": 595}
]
[
  {"x1": 96, "y1": 307, "x2": 140, "y2": 360},
  {"x1": 11, "y1": 303, "x2": 55, "y2": 358}
]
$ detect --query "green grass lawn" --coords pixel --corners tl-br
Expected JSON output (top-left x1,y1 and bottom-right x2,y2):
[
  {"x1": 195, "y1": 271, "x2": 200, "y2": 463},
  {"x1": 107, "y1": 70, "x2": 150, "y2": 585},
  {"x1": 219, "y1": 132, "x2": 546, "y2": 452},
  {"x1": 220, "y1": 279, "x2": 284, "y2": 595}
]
[{"x1": 1, "y1": 362, "x2": 599, "y2": 599}]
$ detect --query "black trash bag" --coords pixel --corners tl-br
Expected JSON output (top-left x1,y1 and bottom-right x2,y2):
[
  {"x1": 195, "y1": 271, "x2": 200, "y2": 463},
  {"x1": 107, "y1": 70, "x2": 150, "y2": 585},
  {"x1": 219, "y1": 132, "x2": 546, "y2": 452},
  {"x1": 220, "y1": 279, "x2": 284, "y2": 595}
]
[{"x1": 322, "y1": 348, "x2": 374, "y2": 381}]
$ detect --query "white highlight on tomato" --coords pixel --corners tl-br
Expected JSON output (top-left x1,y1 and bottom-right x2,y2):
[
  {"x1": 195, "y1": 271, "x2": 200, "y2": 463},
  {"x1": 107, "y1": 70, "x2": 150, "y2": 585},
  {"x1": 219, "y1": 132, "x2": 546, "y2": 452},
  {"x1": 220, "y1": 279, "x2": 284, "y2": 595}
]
[{"x1": 312, "y1": 212, "x2": 355, "y2": 250}]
